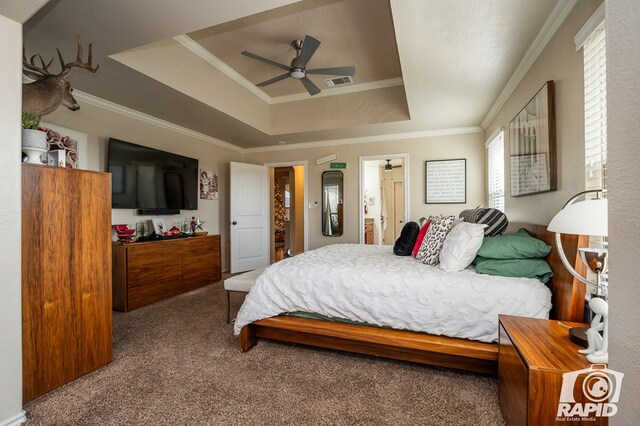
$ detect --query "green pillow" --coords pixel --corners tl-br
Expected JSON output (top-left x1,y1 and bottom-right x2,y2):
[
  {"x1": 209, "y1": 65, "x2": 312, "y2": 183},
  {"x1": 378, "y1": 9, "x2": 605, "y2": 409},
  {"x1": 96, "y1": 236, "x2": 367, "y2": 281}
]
[
  {"x1": 476, "y1": 228, "x2": 551, "y2": 259},
  {"x1": 473, "y1": 256, "x2": 553, "y2": 283}
]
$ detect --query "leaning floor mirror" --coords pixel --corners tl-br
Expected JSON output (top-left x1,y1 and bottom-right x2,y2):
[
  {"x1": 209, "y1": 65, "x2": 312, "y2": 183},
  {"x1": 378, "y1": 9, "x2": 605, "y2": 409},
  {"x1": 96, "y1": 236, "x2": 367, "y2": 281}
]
[{"x1": 322, "y1": 170, "x2": 343, "y2": 236}]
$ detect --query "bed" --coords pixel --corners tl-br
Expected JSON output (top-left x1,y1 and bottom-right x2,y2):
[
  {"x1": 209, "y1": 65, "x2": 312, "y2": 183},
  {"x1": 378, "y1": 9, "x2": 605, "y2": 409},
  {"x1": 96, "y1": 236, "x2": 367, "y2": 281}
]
[{"x1": 238, "y1": 224, "x2": 588, "y2": 375}]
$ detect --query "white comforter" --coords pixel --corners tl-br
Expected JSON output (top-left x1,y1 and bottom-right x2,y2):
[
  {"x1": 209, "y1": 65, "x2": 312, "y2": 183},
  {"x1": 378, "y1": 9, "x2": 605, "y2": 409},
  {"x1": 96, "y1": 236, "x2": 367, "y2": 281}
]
[{"x1": 234, "y1": 244, "x2": 551, "y2": 342}]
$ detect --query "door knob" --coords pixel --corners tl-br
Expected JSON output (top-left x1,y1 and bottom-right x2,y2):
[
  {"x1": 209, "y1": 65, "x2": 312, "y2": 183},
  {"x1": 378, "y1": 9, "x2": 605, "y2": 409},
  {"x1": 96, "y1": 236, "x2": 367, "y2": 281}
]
[{"x1": 232, "y1": 221, "x2": 237, "y2": 225}]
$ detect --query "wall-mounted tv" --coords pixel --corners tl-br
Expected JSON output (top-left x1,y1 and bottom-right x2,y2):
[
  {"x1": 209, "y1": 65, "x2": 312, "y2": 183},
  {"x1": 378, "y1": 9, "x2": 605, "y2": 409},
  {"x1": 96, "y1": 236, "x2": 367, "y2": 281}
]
[{"x1": 107, "y1": 138, "x2": 198, "y2": 212}]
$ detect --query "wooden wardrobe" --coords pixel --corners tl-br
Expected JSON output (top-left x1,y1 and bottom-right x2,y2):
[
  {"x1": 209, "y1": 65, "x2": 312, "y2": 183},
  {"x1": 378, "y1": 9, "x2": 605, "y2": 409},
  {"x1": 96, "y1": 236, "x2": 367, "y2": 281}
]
[{"x1": 22, "y1": 164, "x2": 113, "y2": 402}]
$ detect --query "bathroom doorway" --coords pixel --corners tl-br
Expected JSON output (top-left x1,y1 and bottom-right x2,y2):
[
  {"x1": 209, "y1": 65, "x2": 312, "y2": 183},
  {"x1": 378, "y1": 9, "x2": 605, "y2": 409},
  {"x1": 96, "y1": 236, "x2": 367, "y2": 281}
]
[{"x1": 359, "y1": 154, "x2": 410, "y2": 245}]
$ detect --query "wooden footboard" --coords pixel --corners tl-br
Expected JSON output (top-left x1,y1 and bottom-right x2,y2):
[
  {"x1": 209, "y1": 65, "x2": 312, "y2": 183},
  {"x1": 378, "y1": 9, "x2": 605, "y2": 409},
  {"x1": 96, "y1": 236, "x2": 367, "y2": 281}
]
[{"x1": 241, "y1": 316, "x2": 498, "y2": 375}]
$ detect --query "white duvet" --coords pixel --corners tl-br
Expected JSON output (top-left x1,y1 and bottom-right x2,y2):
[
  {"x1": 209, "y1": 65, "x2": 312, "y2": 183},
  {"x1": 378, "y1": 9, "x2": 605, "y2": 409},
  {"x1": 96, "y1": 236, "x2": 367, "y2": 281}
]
[{"x1": 234, "y1": 244, "x2": 551, "y2": 342}]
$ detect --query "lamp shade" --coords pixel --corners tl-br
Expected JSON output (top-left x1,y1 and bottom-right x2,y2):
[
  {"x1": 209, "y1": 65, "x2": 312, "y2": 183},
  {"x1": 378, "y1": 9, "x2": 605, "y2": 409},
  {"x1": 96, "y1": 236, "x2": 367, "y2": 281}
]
[{"x1": 548, "y1": 198, "x2": 608, "y2": 236}]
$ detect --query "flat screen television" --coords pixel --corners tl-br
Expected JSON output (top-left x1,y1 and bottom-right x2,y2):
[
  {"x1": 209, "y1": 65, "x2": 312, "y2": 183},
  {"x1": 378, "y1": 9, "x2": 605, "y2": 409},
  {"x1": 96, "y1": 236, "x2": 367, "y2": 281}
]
[{"x1": 107, "y1": 138, "x2": 198, "y2": 212}]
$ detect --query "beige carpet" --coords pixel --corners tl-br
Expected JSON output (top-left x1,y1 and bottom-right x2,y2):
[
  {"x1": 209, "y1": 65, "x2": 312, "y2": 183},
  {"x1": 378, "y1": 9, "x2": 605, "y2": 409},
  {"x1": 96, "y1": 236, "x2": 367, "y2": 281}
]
[{"x1": 24, "y1": 278, "x2": 505, "y2": 425}]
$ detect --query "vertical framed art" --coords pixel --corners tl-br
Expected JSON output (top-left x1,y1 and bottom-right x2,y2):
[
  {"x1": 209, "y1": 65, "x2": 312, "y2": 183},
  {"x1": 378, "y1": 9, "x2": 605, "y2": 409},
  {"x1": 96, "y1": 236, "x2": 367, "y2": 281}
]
[{"x1": 509, "y1": 80, "x2": 557, "y2": 196}]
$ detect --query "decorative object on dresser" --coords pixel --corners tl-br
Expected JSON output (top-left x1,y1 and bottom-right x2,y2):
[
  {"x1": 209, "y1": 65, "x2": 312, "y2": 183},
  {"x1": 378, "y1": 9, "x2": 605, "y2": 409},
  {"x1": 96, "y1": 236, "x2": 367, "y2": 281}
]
[
  {"x1": 548, "y1": 189, "x2": 608, "y2": 362},
  {"x1": 21, "y1": 112, "x2": 47, "y2": 164},
  {"x1": 498, "y1": 315, "x2": 608, "y2": 426},
  {"x1": 22, "y1": 164, "x2": 112, "y2": 402},
  {"x1": 112, "y1": 235, "x2": 221, "y2": 311},
  {"x1": 509, "y1": 80, "x2": 557, "y2": 196}
]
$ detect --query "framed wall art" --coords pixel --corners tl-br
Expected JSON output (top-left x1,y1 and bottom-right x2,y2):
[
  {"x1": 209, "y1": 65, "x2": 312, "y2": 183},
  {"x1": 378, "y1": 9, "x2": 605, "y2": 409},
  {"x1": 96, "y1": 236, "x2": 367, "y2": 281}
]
[
  {"x1": 509, "y1": 80, "x2": 557, "y2": 196},
  {"x1": 425, "y1": 159, "x2": 466, "y2": 204},
  {"x1": 199, "y1": 169, "x2": 219, "y2": 200}
]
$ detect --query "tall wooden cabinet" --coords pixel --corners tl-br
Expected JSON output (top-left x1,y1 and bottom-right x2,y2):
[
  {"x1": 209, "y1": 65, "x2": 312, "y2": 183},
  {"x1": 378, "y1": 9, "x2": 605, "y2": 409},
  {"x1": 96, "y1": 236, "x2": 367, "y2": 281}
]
[{"x1": 22, "y1": 164, "x2": 113, "y2": 403}]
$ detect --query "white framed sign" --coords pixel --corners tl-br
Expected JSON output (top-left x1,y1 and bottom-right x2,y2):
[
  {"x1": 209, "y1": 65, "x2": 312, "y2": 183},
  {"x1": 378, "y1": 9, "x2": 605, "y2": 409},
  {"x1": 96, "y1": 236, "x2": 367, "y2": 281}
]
[{"x1": 425, "y1": 159, "x2": 466, "y2": 204}]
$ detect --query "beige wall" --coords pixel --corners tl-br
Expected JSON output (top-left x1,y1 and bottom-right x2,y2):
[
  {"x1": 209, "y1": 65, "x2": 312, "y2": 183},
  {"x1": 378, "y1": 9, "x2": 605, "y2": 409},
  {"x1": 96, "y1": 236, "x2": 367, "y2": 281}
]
[
  {"x1": 0, "y1": 12, "x2": 25, "y2": 426},
  {"x1": 484, "y1": 0, "x2": 602, "y2": 224},
  {"x1": 45, "y1": 102, "x2": 245, "y2": 269},
  {"x1": 607, "y1": 0, "x2": 640, "y2": 422},
  {"x1": 246, "y1": 132, "x2": 485, "y2": 250}
]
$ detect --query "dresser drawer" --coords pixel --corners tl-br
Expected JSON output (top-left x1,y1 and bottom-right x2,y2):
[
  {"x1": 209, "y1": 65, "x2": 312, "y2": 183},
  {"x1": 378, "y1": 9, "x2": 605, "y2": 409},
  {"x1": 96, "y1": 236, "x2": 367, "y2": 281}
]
[
  {"x1": 127, "y1": 240, "x2": 181, "y2": 266},
  {"x1": 127, "y1": 278, "x2": 183, "y2": 310}
]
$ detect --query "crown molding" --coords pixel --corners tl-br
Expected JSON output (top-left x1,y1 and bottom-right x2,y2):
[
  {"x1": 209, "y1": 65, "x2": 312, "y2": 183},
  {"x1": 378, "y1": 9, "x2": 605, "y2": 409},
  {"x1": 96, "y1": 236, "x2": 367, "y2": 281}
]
[
  {"x1": 245, "y1": 126, "x2": 482, "y2": 153},
  {"x1": 480, "y1": 0, "x2": 579, "y2": 130},
  {"x1": 73, "y1": 90, "x2": 480, "y2": 155},
  {"x1": 174, "y1": 35, "x2": 404, "y2": 105},
  {"x1": 73, "y1": 91, "x2": 245, "y2": 153}
]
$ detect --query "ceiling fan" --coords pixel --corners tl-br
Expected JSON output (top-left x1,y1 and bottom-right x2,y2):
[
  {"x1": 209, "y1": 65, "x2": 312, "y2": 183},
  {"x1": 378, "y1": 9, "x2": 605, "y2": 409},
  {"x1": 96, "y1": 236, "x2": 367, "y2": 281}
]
[{"x1": 241, "y1": 35, "x2": 356, "y2": 96}]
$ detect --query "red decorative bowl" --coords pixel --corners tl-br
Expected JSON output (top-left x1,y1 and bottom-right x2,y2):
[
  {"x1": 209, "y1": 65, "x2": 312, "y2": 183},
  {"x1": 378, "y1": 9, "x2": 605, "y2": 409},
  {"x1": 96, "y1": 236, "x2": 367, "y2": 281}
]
[
  {"x1": 115, "y1": 224, "x2": 129, "y2": 233},
  {"x1": 116, "y1": 229, "x2": 136, "y2": 237}
]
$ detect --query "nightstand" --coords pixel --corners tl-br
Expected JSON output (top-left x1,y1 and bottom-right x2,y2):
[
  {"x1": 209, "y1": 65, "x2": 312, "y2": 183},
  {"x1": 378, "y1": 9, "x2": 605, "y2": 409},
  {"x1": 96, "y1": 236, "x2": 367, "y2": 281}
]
[{"x1": 498, "y1": 315, "x2": 608, "y2": 426}]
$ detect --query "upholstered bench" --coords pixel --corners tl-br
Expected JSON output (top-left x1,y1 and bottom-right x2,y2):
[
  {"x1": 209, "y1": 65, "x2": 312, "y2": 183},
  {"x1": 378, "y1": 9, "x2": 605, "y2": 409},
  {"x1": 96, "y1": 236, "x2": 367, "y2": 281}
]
[{"x1": 223, "y1": 267, "x2": 265, "y2": 324}]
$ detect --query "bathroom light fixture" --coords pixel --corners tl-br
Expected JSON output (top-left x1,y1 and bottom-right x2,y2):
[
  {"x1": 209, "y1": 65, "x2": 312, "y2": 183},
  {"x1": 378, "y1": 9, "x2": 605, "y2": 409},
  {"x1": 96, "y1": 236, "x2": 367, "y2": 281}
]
[{"x1": 384, "y1": 159, "x2": 392, "y2": 172}]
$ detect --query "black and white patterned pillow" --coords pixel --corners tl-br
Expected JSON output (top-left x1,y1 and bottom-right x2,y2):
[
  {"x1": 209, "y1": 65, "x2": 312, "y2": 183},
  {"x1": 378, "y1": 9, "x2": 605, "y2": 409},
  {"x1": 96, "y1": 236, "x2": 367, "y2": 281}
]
[{"x1": 416, "y1": 215, "x2": 456, "y2": 265}]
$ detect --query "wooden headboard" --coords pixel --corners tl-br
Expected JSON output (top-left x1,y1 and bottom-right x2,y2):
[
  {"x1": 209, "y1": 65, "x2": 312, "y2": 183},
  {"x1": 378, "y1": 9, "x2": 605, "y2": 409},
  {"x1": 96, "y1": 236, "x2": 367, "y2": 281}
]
[{"x1": 509, "y1": 223, "x2": 588, "y2": 323}]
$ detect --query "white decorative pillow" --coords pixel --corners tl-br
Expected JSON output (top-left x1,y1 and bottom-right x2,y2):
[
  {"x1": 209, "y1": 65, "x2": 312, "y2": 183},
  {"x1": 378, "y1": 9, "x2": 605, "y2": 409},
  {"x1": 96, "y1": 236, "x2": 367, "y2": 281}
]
[
  {"x1": 416, "y1": 215, "x2": 456, "y2": 265},
  {"x1": 439, "y1": 222, "x2": 487, "y2": 272}
]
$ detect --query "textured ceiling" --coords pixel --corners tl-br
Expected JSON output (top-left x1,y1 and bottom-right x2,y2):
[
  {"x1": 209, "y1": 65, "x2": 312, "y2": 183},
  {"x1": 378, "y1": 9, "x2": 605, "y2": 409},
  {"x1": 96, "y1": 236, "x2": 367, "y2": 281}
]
[{"x1": 22, "y1": 0, "x2": 562, "y2": 149}]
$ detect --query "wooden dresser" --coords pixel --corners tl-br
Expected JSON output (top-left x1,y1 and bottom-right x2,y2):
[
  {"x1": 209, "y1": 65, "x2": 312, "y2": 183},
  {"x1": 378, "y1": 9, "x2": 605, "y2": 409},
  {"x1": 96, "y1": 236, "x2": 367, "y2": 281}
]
[
  {"x1": 499, "y1": 315, "x2": 608, "y2": 426},
  {"x1": 22, "y1": 164, "x2": 113, "y2": 402},
  {"x1": 112, "y1": 235, "x2": 221, "y2": 311}
]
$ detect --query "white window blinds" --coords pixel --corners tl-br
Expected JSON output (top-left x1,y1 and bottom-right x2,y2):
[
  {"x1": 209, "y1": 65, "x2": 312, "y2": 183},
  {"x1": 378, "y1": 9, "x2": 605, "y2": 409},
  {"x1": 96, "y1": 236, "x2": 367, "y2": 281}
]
[
  {"x1": 583, "y1": 21, "x2": 606, "y2": 192},
  {"x1": 487, "y1": 131, "x2": 505, "y2": 212}
]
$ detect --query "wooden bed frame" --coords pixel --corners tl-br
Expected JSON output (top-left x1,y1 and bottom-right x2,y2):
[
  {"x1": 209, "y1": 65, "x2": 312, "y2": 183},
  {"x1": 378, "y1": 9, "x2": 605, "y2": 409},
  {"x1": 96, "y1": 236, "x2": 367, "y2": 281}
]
[{"x1": 239, "y1": 223, "x2": 588, "y2": 375}]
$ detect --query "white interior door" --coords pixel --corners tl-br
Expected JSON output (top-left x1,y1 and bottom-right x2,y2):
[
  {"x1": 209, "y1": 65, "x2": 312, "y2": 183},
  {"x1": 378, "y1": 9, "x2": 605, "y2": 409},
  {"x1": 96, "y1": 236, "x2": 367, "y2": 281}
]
[{"x1": 230, "y1": 162, "x2": 269, "y2": 273}]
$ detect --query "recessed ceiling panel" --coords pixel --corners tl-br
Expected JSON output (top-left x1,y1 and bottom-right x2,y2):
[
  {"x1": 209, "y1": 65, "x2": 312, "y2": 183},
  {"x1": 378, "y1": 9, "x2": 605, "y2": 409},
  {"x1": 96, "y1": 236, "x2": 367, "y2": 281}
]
[{"x1": 189, "y1": 0, "x2": 402, "y2": 98}]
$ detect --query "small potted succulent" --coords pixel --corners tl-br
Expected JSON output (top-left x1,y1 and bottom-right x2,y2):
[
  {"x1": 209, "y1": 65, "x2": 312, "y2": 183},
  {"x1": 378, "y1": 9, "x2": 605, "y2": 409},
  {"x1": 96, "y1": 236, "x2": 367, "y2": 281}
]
[{"x1": 21, "y1": 112, "x2": 48, "y2": 164}]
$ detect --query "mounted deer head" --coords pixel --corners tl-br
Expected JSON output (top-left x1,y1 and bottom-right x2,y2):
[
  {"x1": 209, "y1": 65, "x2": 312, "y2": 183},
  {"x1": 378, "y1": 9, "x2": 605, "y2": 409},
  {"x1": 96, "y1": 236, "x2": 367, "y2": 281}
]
[{"x1": 23, "y1": 35, "x2": 99, "y2": 116}]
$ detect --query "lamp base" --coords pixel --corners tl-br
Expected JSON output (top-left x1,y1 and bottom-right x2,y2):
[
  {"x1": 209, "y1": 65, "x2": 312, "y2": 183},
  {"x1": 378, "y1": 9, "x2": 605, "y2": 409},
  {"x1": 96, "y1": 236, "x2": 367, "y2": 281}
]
[{"x1": 569, "y1": 327, "x2": 589, "y2": 348}]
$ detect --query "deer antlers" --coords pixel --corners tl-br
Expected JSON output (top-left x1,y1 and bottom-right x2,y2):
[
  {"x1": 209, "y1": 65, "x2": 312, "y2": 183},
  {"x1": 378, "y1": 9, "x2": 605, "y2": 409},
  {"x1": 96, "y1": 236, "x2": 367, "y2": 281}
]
[
  {"x1": 57, "y1": 34, "x2": 99, "y2": 73},
  {"x1": 22, "y1": 34, "x2": 99, "y2": 78}
]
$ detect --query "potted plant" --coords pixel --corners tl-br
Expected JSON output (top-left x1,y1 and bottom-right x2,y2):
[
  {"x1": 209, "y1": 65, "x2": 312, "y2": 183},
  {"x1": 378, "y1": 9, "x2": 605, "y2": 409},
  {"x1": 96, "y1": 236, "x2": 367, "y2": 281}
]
[{"x1": 21, "y1": 112, "x2": 47, "y2": 164}]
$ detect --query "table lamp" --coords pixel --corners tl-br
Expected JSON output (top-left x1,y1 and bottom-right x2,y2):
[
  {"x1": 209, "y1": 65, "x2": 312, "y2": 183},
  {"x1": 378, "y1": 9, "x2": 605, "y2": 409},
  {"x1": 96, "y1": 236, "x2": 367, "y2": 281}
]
[{"x1": 548, "y1": 190, "x2": 608, "y2": 362}]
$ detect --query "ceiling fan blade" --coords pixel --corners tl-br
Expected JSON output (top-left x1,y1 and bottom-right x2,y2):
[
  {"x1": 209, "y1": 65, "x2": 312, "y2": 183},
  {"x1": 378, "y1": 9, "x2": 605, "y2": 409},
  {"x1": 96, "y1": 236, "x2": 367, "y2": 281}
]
[
  {"x1": 295, "y1": 35, "x2": 321, "y2": 68},
  {"x1": 306, "y1": 66, "x2": 356, "y2": 76},
  {"x1": 256, "y1": 73, "x2": 290, "y2": 87},
  {"x1": 300, "y1": 76, "x2": 321, "y2": 96},
  {"x1": 241, "y1": 51, "x2": 290, "y2": 71}
]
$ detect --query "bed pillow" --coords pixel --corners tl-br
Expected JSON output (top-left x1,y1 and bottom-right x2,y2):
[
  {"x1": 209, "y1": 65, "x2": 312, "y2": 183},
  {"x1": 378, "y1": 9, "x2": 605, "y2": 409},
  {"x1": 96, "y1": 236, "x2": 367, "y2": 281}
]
[
  {"x1": 459, "y1": 207, "x2": 509, "y2": 236},
  {"x1": 473, "y1": 256, "x2": 553, "y2": 283},
  {"x1": 477, "y1": 228, "x2": 551, "y2": 259},
  {"x1": 416, "y1": 215, "x2": 456, "y2": 265},
  {"x1": 412, "y1": 219, "x2": 431, "y2": 257},
  {"x1": 393, "y1": 221, "x2": 420, "y2": 256},
  {"x1": 439, "y1": 222, "x2": 486, "y2": 272}
]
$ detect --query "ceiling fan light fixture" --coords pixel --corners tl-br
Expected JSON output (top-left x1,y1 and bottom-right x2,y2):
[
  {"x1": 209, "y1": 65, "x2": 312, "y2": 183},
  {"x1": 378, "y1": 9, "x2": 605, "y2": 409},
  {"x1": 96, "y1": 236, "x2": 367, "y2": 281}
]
[
  {"x1": 290, "y1": 68, "x2": 305, "y2": 79},
  {"x1": 384, "y1": 159, "x2": 393, "y2": 172}
]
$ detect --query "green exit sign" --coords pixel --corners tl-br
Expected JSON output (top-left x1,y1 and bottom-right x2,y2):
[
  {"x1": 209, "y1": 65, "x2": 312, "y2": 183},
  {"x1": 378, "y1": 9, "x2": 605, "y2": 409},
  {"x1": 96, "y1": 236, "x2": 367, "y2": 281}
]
[{"x1": 330, "y1": 162, "x2": 347, "y2": 169}]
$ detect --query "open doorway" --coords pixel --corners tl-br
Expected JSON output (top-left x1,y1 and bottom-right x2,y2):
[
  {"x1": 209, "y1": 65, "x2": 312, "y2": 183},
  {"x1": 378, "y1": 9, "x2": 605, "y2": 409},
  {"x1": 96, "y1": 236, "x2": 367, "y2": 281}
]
[
  {"x1": 268, "y1": 163, "x2": 307, "y2": 262},
  {"x1": 359, "y1": 154, "x2": 409, "y2": 245}
]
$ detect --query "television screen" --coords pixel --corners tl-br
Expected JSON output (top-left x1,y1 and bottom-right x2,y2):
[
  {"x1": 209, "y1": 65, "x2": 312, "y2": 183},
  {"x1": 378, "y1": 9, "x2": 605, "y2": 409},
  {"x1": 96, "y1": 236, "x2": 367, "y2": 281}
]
[{"x1": 107, "y1": 138, "x2": 198, "y2": 211}]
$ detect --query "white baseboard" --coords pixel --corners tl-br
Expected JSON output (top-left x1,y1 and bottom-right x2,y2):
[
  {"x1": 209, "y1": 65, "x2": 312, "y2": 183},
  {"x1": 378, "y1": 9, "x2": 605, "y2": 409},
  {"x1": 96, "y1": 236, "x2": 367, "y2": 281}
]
[{"x1": 1, "y1": 411, "x2": 26, "y2": 426}]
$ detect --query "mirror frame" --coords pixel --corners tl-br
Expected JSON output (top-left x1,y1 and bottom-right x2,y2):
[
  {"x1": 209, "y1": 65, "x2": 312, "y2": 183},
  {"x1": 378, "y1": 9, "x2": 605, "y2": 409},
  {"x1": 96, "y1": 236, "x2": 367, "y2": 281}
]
[{"x1": 321, "y1": 170, "x2": 343, "y2": 237}]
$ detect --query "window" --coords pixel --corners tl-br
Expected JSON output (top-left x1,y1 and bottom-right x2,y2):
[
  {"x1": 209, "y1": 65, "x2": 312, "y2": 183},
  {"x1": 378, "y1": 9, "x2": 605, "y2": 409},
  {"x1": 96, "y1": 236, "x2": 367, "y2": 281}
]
[
  {"x1": 487, "y1": 130, "x2": 505, "y2": 212},
  {"x1": 583, "y1": 20, "x2": 606, "y2": 192}
]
